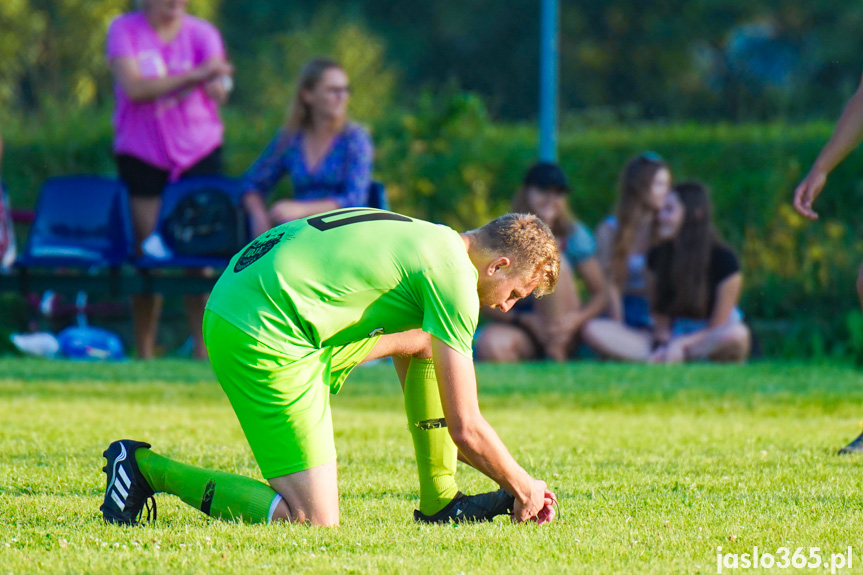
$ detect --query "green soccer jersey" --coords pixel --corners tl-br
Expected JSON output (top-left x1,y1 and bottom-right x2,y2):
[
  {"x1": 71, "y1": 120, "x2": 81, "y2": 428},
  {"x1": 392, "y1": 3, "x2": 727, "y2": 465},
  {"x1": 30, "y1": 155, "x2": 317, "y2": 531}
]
[{"x1": 206, "y1": 208, "x2": 480, "y2": 359}]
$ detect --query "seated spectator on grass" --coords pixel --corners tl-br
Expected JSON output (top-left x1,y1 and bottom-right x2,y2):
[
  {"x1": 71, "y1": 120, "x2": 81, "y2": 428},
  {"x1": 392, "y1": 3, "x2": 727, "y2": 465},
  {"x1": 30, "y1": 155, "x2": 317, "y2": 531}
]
[
  {"x1": 107, "y1": 0, "x2": 233, "y2": 360},
  {"x1": 242, "y1": 58, "x2": 373, "y2": 238},
  {"x1": 475, "y1": 162, "x2": 608, "y2": 362},
  {"x1": 583, "y1": 182, "x2": 750, "y2": 363},
  {"x1": 594, "y1": 152, "x2": 672, "y2": 331}
]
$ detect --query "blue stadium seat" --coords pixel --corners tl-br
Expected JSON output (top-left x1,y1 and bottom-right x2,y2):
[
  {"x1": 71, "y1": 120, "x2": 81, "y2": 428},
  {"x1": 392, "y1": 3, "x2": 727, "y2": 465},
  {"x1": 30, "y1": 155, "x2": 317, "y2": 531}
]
[
  {"x1": 18, "y1": 176, "x2": 133, "y2": 268},
  {"x1": 367, "y1": 181, "x2": 389, "y2": 210},
  {"x1": 135, "y1": 175, "x2": 249, "y2": 269}
]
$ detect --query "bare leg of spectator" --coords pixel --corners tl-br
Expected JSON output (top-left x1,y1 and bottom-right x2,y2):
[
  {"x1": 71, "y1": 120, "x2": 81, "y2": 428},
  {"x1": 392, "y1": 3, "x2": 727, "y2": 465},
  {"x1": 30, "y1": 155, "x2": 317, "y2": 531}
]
[
  {"x1": 581, "y1": 318, "x2": 652, "y2": 361},
  {"x1": 131, "y1": 196, "x2": 163, "y2": 360},
  {"x1": 534, "y1": 257, "x2": 581, "y2": 361},
  {"x1": 184, "y1": 292, "x2": 209, "y2": 360},
  {"x1": 474, "y1": 324, "x2": 539, "y2": 362},
  {"x1": 683, "y1": 323, "x2": 751, "y2": 362},
  {"x1": 132, "y1": 294, "x2": 163, "y2": 359}
]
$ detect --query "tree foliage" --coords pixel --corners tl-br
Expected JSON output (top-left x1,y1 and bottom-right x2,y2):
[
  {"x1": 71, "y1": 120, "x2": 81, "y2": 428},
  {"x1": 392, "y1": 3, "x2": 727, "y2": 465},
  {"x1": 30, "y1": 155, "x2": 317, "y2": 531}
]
[
  {"x1": 220, "y1": 5, "x2": 395, "y2": 126},
  {"x1": 2, "y1": 1, "x2": 863, "y2": 121}
]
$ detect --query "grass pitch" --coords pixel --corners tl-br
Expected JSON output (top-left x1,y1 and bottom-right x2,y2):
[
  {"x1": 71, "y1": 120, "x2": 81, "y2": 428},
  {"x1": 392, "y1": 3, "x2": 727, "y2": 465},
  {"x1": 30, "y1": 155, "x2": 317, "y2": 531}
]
[{"x1": 1, "y1": 359, "x2": 863, "y2": 574}]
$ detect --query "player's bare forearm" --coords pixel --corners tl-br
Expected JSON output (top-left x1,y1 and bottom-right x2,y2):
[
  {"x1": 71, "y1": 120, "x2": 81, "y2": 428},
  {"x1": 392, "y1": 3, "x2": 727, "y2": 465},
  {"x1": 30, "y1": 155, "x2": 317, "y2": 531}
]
[
  {"x1": 430, "y1": 338, "x2": 534, "y2": 501},
  {"x1": 457, "y1": 450, "x2": 475, "y2": 468},
  {"x1": 450, "y1": 412, "x2": 533, "y2": 501}
]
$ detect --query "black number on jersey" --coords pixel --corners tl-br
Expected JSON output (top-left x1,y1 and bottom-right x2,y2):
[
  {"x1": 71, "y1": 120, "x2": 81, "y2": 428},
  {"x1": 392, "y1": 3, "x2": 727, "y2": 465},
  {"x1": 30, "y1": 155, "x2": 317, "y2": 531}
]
[{"x1": 307, "y1": 209, "x2": 412, "y2": 231}]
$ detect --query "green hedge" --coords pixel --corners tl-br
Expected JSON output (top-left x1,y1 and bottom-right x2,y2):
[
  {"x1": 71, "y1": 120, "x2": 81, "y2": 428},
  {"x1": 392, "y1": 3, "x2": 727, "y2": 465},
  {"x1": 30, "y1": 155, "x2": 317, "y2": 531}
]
[{"x1": 4, "y1": 100, "x2": 863, "y2": 358}]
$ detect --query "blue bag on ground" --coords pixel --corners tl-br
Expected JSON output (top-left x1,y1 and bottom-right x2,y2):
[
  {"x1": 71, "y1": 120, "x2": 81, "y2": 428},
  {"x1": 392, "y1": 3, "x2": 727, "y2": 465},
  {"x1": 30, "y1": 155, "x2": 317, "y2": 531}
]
[{"x1": 57, "y1": 326, "x2": 125, "y2": 360}]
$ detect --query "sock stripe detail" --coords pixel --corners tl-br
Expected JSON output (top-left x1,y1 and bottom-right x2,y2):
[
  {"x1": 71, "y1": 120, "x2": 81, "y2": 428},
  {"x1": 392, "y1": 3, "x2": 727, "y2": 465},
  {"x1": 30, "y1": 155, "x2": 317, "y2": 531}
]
[
  {"x1": 118, "y1": 466, "x2": 132, "y2": 489},
  {"x1": 267, "y1": 494, "x2": 283, "y2": 523},
  {"x1": 201, "y1": 480, "x2": 216, "y2": 516},
  {"x1": 415, "y1": 418, "x2": 447, "y2": 430}
]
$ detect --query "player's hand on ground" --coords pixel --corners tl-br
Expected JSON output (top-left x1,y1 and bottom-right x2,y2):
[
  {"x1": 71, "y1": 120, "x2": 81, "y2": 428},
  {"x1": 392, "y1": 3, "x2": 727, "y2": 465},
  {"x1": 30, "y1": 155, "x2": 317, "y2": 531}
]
[
  {"x1": 512, "y1": 478, "x2": 548, "y2": 523},
  {"x1": 793, "y1": 170, "x2": 827, "y2": 220},
  {"x1": 530, "y1": 488, "x2": 558, "y2": 525}
]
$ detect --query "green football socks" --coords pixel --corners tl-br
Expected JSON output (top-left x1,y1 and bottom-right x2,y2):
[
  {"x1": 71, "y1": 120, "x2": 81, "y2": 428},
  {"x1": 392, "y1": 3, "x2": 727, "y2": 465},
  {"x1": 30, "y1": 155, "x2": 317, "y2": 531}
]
[
  {"x1": 403, "y1": 357, "x2": 459, "y2": 515},
  {"x1": 135, "y1": 449, "x2": 281, "y2": 524}
]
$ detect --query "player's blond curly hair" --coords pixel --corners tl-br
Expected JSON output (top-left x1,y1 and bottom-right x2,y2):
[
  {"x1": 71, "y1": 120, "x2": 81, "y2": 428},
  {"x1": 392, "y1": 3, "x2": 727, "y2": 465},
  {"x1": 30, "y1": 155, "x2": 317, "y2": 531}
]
[{"x1": 472, "y1": 213, "x2": 560, "y2": 296}]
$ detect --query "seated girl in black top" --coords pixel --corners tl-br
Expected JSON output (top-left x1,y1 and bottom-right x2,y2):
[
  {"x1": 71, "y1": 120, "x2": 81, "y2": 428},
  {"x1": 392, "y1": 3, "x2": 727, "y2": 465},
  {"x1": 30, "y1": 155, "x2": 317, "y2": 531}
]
[{"x1": 582, "y1": 181, "x2": 750, "y2": 362}]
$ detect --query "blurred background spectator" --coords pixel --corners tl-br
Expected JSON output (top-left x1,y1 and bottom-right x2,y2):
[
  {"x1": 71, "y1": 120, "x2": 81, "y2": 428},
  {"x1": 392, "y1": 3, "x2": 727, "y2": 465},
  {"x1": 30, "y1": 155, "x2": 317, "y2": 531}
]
[
  {"x1": 0, "y1": 129, "x2": 13, "y2": 273},
  {"x1": 241, "y1": 58, "x2": 374, "y2": 238},
  {"x1": 594, "y1": 153, "x2": 671, "y2": 331},
  {"x1": 475, "y1": 162, "x2": 607, "y2": 362},
  {"x1": 107, "y1": 0, "x2": 233, "y2": 359},
  {"x1": 584, "y1": 181, "x2": 750, "y2": 362}
]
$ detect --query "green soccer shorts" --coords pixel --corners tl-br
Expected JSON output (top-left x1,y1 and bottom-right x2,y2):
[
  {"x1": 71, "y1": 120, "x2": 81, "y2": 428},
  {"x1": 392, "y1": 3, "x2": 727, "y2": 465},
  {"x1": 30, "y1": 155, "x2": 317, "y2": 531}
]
[{"x1": 203, "y1": 310, "x2": 380, "y2": 479}]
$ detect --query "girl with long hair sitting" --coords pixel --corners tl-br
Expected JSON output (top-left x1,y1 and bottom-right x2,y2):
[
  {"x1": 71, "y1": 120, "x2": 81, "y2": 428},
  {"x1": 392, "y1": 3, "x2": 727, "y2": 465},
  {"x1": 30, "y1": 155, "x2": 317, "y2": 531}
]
[
  {"x1": 583, "y1": 182, "x2": 750, "y2": 362},
  {"x1": 594, "y1": 153, "x2": 671, "y2": 331}
]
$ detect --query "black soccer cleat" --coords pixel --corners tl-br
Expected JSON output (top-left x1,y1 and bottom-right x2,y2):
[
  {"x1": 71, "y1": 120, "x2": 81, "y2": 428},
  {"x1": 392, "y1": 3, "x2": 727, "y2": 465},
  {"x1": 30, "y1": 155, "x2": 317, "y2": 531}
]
[
  {"x1": 413, "y1": 489, "x2": 515, "y2": 524},
  {"x1": 100, "y1": 439, "x2": 157, "y2": 525},
  {"x1": 838, "y1": 432, "x2": 863, "y2": 455}
]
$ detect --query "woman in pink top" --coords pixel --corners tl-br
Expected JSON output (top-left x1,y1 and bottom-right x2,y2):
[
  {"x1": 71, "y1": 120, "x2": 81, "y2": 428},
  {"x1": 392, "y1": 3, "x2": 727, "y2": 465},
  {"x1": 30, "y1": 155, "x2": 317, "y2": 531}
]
[{"x1": 107, "y1": 0, "x2": 233, "y2": 359}]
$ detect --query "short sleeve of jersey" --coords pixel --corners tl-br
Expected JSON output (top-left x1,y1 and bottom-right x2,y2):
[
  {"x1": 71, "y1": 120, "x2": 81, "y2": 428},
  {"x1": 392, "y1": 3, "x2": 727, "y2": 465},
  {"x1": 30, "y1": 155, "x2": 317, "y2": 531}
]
[
  {"x1": 192, "y1": 18, "x2": 225, "y2": 62},
  {"x1": 711, "y1": 244, "x2": 740, "y2": 284},
  {"x1": 416, "y1": 265, "x2": 479, "y2": 358},
  {"x1": 106, "y1": 16, "x2": 134, "y2": 60},
  {"x1": 564, "y1": 222, "x2": 597, "y2": 267}
]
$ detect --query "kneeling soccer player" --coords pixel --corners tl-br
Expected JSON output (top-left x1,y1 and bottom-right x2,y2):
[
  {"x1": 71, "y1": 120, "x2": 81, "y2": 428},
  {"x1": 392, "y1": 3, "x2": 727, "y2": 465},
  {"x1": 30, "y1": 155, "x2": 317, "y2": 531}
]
[{"x1": 100, "y1": 209, "x2": 559, "y2": 526}]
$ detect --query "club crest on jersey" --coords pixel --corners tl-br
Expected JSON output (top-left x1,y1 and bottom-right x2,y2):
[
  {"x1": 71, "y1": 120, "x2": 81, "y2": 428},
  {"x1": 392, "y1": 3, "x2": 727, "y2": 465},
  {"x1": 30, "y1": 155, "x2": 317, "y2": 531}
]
[
  {"x1": 369, "y1": 327, "x2": 385, "y2": 337},
  {"x1": 234, "y1": 232, "x2": 288, "y2": 272}
]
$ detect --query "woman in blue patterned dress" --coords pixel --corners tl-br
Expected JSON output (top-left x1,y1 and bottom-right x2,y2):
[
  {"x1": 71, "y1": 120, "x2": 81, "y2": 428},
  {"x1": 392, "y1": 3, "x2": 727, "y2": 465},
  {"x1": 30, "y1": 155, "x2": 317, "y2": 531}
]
[{"x1": 242, "y1": 58, "x2": 374, "y2": 238}]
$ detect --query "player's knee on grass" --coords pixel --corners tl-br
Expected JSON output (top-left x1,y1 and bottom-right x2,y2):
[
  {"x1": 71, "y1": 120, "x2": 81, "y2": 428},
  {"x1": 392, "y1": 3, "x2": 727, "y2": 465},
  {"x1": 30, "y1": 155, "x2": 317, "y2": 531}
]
[
  {"x1": 267, "y1": 461, "x2": 340, "y2": 527},
  {"x1": 269, "y1": 497, "x2": 291, "y2": 522}
]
